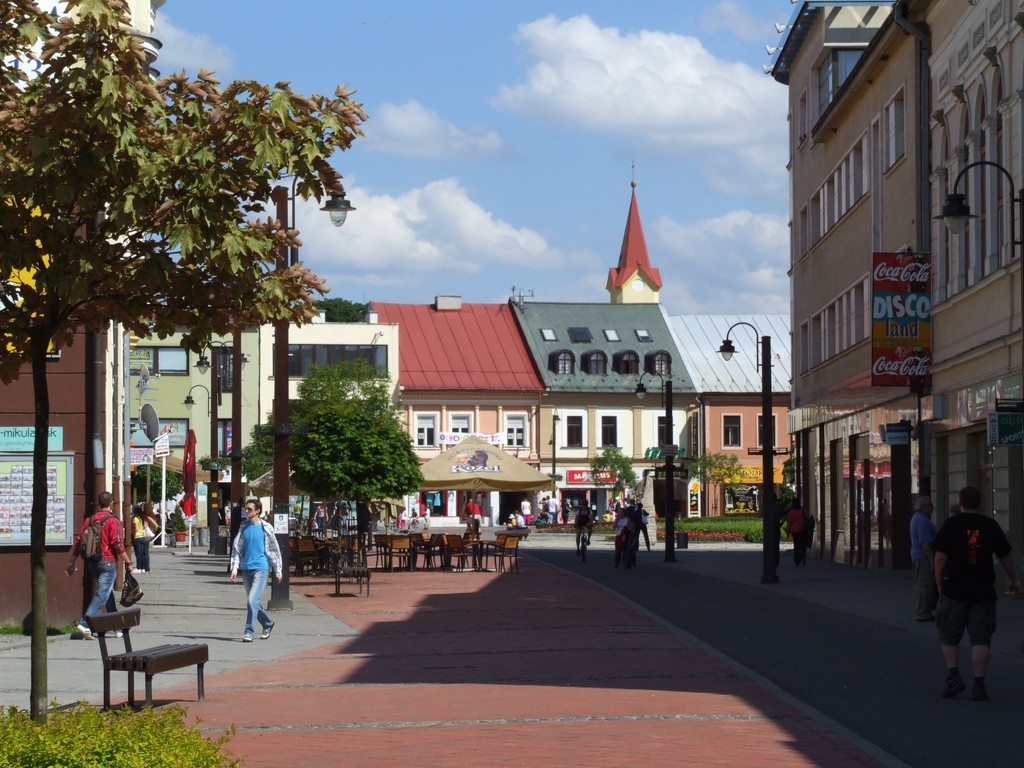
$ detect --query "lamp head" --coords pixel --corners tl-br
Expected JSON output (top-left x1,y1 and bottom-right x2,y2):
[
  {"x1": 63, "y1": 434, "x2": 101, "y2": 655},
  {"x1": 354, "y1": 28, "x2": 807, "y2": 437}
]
[
  {"x1": 321, "y1": 191, "x2": 355, "y2": 227},
  {"x1": 719, "y1": 339, "x2": 736, "y2": 361},
  {"x1": 936, "y1": 192, "x2": 974, "y2": 235},
  {"x1": 195, "y1": 354, "x2": 211, "y2": 374},
  {"x1": 635, "y1": 382, "x2": 647, "y2": 400},
  {"x1": 183, "y1": 394, "x2": 196, "y2": 408}
]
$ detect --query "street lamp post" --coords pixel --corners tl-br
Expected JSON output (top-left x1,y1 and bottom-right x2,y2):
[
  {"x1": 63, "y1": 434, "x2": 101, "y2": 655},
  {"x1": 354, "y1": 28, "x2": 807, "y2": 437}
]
[
  {"x1": 719, "y1": 323, "x2": 778, "y2": 584},
  {"x1": 183, "y1": 379, "x2": 220, "y2": 552},
  {"x1": 937, "y1": 159, "x2": 1024, "y2": 515},
  {"x1": 269, "y1": 180, "x2": 354, "y2": 610},
  {"x1": 635, "y1": 373, "x2": 676, "y2": 563}
]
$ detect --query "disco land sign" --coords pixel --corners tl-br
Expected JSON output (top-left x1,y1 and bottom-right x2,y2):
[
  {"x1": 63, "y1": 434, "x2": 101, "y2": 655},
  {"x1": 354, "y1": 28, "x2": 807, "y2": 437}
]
[{"x1": 871, "y1": 252, "x2": 932, "y2": 387}]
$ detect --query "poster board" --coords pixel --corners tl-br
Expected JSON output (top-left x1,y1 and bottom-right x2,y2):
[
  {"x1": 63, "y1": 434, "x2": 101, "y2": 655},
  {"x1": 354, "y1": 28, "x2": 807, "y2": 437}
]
[{"x1": 0, "y1": 453, "x2": 74, "y2": 546}]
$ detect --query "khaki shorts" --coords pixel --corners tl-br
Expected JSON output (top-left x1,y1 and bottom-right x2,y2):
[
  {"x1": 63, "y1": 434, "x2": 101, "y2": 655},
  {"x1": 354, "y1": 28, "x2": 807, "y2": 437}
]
[{"x1": 935, "y1": 595, "x2": 997, "y2": 646}]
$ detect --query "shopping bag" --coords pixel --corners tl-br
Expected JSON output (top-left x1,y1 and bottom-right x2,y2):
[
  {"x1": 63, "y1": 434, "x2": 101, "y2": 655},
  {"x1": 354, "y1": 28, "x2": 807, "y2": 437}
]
[{"x1": 120, "y1": 571, "x2": 144, "y2": 607}]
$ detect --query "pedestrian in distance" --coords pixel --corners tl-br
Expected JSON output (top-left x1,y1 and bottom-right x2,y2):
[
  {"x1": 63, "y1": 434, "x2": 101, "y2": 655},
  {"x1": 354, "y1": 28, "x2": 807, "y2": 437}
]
[
  {"x1": 229, "y1": 499, "x2": 283, "y2": 642},
  {"x1": 65, "y1": 491, "x2": 134, "y2": 640},
  {"x1": 933, "y1": 486, "x2": 1018, "y2": 701},
  {"x1": 786, "y1": 498, "x2": 810, "y2": 566},
  {"x1": 131, "y1": 503, "x2": 157, "y2": 573},
  {"x1": 638, "y1": 503, "x2": 651, "y2": 551},
  {"x1": 909, "y1": 496, "x2": 938, "y2": 621}
]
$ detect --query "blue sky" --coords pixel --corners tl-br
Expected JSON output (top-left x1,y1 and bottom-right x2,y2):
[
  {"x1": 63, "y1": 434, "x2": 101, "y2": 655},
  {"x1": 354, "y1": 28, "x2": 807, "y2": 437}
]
[{"x1": 153, "y1": 1, "x2": 793, "y2": 315}]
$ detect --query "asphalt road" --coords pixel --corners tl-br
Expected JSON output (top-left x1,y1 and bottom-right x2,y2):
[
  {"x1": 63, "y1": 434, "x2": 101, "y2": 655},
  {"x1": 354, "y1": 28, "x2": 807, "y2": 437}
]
[{"x1": 529, "y1": 545, "x2": 1024, "y2": 768}]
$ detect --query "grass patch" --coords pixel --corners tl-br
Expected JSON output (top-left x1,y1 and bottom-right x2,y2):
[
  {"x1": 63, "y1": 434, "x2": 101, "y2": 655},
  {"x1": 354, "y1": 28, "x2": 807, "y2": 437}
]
[{"x1": 0, "y1": 623, "x2": 77, "y2": 637}]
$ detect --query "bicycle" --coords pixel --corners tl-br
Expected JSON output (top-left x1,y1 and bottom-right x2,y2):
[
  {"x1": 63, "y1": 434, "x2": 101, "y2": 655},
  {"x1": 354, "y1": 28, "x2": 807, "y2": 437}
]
[{"x1": 576, "y1": 524, "x2": 593, "y2": 561}]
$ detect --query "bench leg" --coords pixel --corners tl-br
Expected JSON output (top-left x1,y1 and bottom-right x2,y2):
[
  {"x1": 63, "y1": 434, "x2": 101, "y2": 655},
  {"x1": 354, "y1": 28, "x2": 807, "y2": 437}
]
[
  {"x1": 128, "y1": 670, "x2": 136, "y2": 708},
  {"x1": 103, "y1": 667, "x2": 111, "y2": 710},
  {"x1": 146, "y1": 674, "x2": 154, "y2": 708},
  {"x1": 197, "y1": 663, "x2": 206, "y2": 701}
]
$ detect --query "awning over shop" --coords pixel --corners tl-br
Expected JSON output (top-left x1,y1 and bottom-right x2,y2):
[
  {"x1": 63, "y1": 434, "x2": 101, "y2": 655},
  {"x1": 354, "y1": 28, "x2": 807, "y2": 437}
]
[{"x1": 419, "y1": 436, "x2": 554, "y2": 492}]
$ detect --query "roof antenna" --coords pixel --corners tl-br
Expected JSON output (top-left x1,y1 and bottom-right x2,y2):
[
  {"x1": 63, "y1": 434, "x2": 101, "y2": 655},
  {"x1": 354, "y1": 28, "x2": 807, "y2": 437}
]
[{"x1": 510, "y1": 285, "x2": 534, "y2": 309}]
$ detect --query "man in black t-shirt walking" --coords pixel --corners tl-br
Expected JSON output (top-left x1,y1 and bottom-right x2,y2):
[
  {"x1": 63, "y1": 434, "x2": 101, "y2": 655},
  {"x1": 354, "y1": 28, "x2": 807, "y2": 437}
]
[{"x1": 933, "y1": 486, "x2": 1018, "y2": 701}]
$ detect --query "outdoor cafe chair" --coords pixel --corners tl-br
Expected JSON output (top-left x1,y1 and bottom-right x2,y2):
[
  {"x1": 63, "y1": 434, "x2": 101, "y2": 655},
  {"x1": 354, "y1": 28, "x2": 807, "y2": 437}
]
[
  {"x1": 493, "y1": 534, "x2": 521, "y2": 573},
  {"x1": 388, "y1": 534, "x2": 414, "y2": 572},
  {"x1": 443, "y1": 534, "x2": 468, "y2": 572}
]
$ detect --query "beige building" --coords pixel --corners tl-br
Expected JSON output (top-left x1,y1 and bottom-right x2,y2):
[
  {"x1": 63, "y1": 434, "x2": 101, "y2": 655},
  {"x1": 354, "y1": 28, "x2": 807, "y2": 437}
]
[{"x1": 775, "y1": 0, "x2": 1024, "y2": 569}]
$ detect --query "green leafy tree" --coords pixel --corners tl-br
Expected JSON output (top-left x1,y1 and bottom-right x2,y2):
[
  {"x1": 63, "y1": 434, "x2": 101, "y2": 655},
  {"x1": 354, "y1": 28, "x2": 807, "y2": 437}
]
[
  {"x1": 290, "y1": 361, "x2": 422, "y2": 518},
  {"x1": 589, "y1": 447, "x2": 637, "y2": 498},
  {"x1": 0, "y1": 0, "x2": 364, "y2": 720},
  {"x1": 691, "y1": 452, "x2": 743, "y2": 516},
  {"x1": 318, "y1": 297, "x2": 368, "y2": 323}
]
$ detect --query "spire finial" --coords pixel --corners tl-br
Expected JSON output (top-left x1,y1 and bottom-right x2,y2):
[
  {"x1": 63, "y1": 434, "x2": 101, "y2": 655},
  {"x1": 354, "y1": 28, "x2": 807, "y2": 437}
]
[{"x1": 631, "y1": 161, "x2": 637, "y2": 189}]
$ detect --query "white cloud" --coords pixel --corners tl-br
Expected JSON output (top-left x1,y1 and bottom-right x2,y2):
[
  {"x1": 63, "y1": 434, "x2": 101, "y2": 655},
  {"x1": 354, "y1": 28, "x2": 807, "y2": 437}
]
[
  {"x1": 700, "y1": 1, "x2": 771, "y2": 42},
  {"x1": 653, "y1": 209, "x2": 789, "y2": 314},
  {"x1": 493, "y1": 14, "x2": 787, "y2": 153},
  {"x1": 292, "y1": 178, "x2": 564, "y2": 301},
  {"x1": 365, "y1": 100, "x2": 506, "y2": 159},
  {"x1": 151, "y1": 14, "x2": 235, "y2": 78}
]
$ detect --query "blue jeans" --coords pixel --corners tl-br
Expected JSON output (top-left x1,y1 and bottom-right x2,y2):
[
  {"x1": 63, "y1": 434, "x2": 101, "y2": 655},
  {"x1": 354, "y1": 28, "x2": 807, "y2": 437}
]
[
  {"x1": 80, "y1": 560, "x2": 117, "y2": 626},
  {"x1": 241, "y1": 569, "x2": 273, "y2": 638}
]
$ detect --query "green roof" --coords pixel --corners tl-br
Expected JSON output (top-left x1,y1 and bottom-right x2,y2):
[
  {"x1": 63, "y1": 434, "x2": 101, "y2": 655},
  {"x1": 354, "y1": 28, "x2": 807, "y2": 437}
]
[{"x1": 510, "y1": 301, "x2": 694, "y2": 394}]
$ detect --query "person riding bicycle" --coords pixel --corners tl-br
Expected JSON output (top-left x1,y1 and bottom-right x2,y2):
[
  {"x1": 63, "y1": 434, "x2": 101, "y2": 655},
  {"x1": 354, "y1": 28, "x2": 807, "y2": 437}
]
[{"x1": 575, "y1": 501, "x2": 594, "y2": 556}]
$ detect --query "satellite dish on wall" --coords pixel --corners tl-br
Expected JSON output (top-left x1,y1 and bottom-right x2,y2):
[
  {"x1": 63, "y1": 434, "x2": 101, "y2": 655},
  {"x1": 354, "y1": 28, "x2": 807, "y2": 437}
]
[{"x1": 140, "y1": 404, "x2": 160, "y2": 440}]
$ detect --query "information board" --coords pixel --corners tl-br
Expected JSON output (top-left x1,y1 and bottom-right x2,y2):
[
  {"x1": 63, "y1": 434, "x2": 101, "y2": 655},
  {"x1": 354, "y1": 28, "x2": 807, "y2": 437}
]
[{"x1": 0, "y1": 453, "x2": 74, "y2": 546}]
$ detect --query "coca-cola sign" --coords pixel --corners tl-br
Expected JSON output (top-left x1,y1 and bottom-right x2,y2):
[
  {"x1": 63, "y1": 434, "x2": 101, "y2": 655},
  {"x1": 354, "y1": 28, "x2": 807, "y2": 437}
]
[{"x1": 871, "y1": 252, "x2": 932, "y2": 387}]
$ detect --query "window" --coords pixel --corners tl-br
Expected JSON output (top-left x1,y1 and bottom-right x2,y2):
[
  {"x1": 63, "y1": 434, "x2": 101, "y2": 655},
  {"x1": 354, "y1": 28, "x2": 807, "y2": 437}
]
[
  {"x1": 884, "y1": 91, "x2": 905, "y2": 169},
  {"x1": 651, "y1": 351, "x2": 671, "y2": 376},
  {"x1": 450, "y1": 414, "x2": 471, "y2": 434},
  {"x1": 603, "y1": 329, "x2": 620, "y2": 342},
  {"x1": 601, "y1": 416, "x2": 617, "y2": 447},
  {"x1": 635, "y1": 329, "x2": 653, "y2": 342},
  {"x1": 568, "y1": 327, "x2": 592, "y2": 343},
  {"x1": 618, "y1": 351, "x2": 640, "y2": 375},
  {"x1": 723, "y1": 416, "x2": 741, "y2": 448},
  {"x1": 506, "y1": 414, "x2": 526, "y2": 448},
  {"x1": 757, "y1": 414, "x2": 778, "y2": 448},
  {"x1": 287, "y1": 343, "x2": 387, "y2": 377},
  {"x1": 131, "y1": 346, "x2": 187, "y2": 375},
  {"x1": 816, "y1": 49, "x2": 861, "y2": 114},
  {"x1": 556, "y1": 350, "x2": 575, "y2": 374},
  {"x1": 566, "y1": 415, "x2": 584, "y2": 447},
  {"x1": 415, "y1": 415, "x2": 437, "y2": 447},
  {"x1": 586, "y1": 351, "x2": 607, "y2": 375},
  {"x1": 540, "y1": 328, "x2": 557, "y2": 341}
]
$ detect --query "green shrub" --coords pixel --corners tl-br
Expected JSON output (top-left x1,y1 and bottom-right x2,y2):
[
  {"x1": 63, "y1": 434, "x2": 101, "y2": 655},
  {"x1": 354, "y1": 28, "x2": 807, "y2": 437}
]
[
  {"x1": 0, "y1": 704, "x2": 240, "y2": 767},
  {"x1": 678, "y1": 517, "x2": 765, "y2": 544}
]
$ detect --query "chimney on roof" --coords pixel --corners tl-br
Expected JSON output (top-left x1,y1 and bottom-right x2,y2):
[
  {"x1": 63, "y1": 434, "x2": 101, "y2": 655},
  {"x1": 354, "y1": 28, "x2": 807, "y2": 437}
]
[
  {"x1": 434, "y1": 295, "x2": 462, "y2": 311},
  {"x1": 364, "y1": 302, "x2": 378, "y2": 323}
]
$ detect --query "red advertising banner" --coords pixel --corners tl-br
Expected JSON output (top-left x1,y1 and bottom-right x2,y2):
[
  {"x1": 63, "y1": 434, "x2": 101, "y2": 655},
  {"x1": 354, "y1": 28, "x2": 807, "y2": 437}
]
[{"x1": 871, "y1": 252, "x2": 932, "y2": 387}]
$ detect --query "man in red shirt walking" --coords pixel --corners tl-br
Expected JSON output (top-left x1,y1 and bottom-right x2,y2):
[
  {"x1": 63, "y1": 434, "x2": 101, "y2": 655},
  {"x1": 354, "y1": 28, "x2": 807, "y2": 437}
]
[{"x1": 65, "y1": 491, "x2": 134, "y2": 639}]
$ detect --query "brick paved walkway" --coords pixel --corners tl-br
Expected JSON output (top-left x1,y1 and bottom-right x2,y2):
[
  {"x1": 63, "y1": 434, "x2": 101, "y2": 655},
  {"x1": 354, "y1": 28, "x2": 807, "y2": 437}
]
[{"x1": 180, "y1": 558, "x2": 893, "y2": 767}]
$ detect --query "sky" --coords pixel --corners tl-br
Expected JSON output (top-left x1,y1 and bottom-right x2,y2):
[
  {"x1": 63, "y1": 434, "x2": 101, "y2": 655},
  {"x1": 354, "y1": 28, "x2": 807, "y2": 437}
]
[{"x1": 152, "y1": 1, "x2": 795, "y2": 316}]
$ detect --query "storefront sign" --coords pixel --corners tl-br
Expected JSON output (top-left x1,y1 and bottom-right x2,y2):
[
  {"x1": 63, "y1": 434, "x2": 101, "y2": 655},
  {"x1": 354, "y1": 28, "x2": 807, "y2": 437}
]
[
  {"x1": 437, "y1": 432, "x2": 504, "y2": 446},
  {"x1": 0, "y1": 426, "x2": 63, "y2": 452},
  {"x1": 565, "y1": 468, "x2": 616, "y2": 485},
  {"x1": 988, "y1": 413, "x2": 1024, "y2": 446},
  {"x1": 130, "y1": 446, "x2": 154, "y2": 465},
  {"x1": 871, "y1": 252, "x2": 932, "y2": 387}
]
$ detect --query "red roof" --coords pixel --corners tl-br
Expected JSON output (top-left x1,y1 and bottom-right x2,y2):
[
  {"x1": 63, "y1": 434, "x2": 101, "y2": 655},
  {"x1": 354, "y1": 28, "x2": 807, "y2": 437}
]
[
  {"x1": 373, "y1": 302, "x2": 544, "y2": 391},
  {"x1": 606, "y1": 188, "x2": 663, "y2": 290}
]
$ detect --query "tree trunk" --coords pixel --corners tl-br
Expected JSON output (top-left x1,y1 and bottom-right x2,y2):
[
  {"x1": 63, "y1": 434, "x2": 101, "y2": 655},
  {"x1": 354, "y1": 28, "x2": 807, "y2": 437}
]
[{"x1": 29, "y1": 333, "x2": 52, "y2": 723}]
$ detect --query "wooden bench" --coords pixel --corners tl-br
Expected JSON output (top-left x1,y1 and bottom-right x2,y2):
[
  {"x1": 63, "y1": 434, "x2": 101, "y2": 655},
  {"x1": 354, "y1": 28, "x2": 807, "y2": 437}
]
[{"x1": 86, "y1": 608, "x2": 209, "y2": 710}]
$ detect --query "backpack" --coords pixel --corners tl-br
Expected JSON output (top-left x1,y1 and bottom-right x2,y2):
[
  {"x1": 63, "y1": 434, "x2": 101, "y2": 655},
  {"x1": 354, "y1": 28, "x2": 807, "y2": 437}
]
[{"x1": 81, "y1": 512, "x2": 111, "y2": 562}]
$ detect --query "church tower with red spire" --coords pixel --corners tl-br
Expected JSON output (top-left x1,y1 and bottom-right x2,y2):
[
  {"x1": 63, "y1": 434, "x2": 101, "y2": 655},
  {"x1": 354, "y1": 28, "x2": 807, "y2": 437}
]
[{"x1": 606, "y1": 181, "x2": 663, "y2": 304}]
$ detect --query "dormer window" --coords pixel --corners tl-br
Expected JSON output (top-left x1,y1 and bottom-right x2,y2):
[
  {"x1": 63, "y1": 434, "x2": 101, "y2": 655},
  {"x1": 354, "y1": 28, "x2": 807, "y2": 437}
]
[
  {"x1": 650, "y1": 351, "x2": 672, "y2": 376},
  {"x1": 585, "y1": 351, "x2": 608, "y2": 375},
  {"x1": 550, "y1": 350, "x2": 575, "y2": 374},
  {"x1": 616, "y1": 351, "x2": 640, "y2": 375}
]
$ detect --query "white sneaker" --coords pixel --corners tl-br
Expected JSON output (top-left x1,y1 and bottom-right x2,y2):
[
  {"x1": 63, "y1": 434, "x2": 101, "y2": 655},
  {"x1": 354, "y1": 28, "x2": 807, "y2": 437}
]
[
  {"x1": 241, "y1": 635, "x2": 254, "y2": 643},
  {"x1": 76, "y1": 623, "x2": 94, "y2": 640}
]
